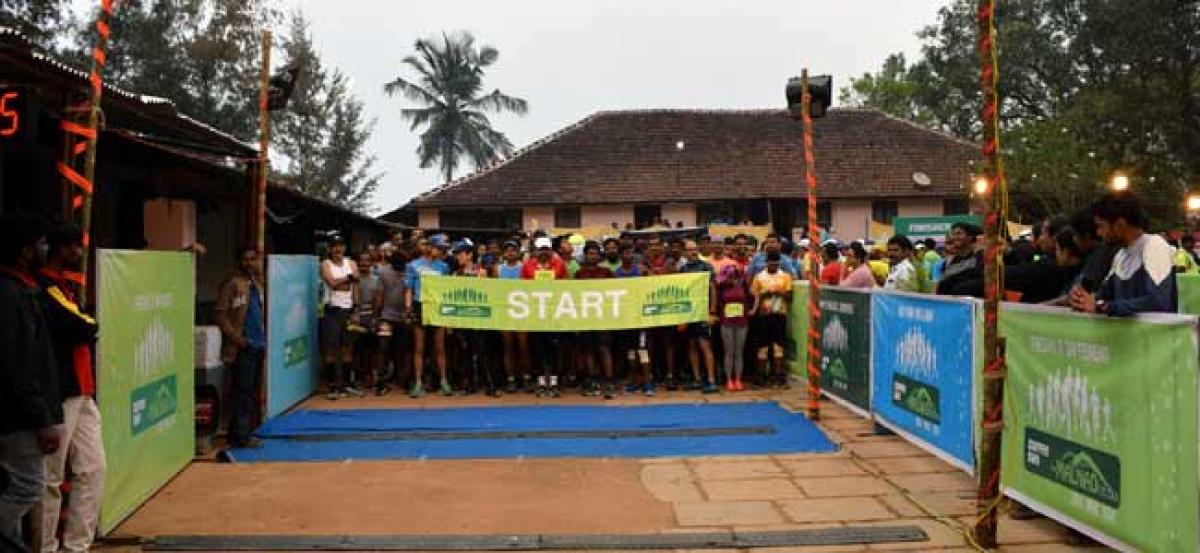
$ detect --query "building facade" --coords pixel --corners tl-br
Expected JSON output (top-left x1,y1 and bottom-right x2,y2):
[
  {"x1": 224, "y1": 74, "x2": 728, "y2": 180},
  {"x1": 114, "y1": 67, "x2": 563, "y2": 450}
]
[{"x1": 385, "y1": 109, "x2": 978, "y2": 241}]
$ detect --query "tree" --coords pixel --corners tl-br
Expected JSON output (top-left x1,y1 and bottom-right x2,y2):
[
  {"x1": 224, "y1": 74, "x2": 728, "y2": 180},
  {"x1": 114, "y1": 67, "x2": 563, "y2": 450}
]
[
  {"x1": 384, "y1": 31, "x2": 528, "y2": 184},
  {"x1": 1, "y1": 0, "x2": 73, "y2": 53},
  {"x1": 272, "y1": 12, "x2": 381, "y2": 212},
  {"x1": 838, "y1": 53, "x2": 933, "y2": 126}
]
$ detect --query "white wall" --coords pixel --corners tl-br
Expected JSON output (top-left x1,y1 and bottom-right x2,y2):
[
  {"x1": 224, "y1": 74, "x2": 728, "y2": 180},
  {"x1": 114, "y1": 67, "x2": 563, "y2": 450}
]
[
  {"x1": 581, "y1": 204, "x2": 633, "y2": 229},
  {"x1": 662, "y1": 203, "x2": 697, "y2": 227},
  {"x1": 418, "y1": 208, "x2": 439, "y2": 229}
]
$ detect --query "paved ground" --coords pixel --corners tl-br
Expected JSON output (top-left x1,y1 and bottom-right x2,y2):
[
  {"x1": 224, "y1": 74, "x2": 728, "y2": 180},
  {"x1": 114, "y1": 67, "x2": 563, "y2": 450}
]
[{"x1": 95, "y1": 387, "x2": 1105, "y2": 552}]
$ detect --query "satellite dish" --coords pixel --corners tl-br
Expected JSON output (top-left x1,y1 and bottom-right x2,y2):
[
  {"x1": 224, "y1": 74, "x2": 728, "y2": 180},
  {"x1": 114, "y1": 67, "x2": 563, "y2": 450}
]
[{"x1": 912, "y1": 172, "x2": 931, "y2": 188}]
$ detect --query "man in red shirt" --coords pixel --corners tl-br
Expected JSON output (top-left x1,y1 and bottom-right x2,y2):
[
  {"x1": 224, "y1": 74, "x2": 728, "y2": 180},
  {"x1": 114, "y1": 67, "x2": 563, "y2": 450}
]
[
  {"x1": 520, "y1": 236, "x2": 567, "y2": 280},
  {"x1": 574, "y1": 242, "x2": 617, "y2": 399},
  {"x1": 521, "y1": 237, "x2": 566, "y2": 396}
]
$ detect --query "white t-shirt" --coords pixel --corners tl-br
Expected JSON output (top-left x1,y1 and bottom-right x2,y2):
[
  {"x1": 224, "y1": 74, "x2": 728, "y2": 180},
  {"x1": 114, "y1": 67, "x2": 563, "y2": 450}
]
[
  {"x1": 323, "y1": 258, "x2": 355, "y2": 309},
  {"x1": 885, "y1": 259, "x2": 920, "y2": 292}
]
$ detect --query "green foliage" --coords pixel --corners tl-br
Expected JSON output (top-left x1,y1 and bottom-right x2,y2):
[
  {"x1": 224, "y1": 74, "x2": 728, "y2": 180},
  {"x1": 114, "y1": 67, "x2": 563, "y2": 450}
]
[
  {"x1": 384, "y1": 31, "x2": 528, "y2": 184},
  {"x1": 272, "y1": 12, "x2": 381, "y2": 212},
  {"x1": 1, "y1": 0, "x2": 73, "y2": 53},
  {"x1": 843, "y1": 0, "x2": 1200, "y2": 227}
]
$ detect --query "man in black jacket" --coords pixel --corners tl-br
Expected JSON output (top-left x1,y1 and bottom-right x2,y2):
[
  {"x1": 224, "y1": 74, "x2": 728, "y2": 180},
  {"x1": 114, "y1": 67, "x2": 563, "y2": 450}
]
[
  {"x1": 31, "y1": 223, "x2": 103, "y2": 553},
  {"x1": 0, "y1": 213, "x2": 62, "y2": 552},
  {"x1": 936, "y1": 222, "x2": 984, "y2": 296}
]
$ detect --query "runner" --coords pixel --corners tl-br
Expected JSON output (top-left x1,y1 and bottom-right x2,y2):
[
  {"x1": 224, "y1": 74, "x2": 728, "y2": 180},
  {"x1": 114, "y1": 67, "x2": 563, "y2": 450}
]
[
  {"x1": 643, "y1": 239, "x2": 677, "y2": 391},
  {"x1": 495, "y1": 240, "x2": 527, "y2": 392},
  {"x1": 614, "y1": 244, "x2": 653, "y2": 395},
  {"x1": 349, "y1": 250, "x2": 382, "y2": 394},
  {"x1": 600, "y1": 237, "x2": 622, "y2": 272},
  {"x1": 319, "y1": 236, "x2": 358, "y2": 399},
  {"x1": 678, "y1": 240, "x2": 720, "y2": 393},
  {"x1": 748, "y1": 233, "x2": 800, "y2": 277},
  {"x1": 557, "y1": 236, "x2": 581, "y2": 278},
  {"x1": 574, "y1": 241, "x2": 617, "y2": 399},
  {"x1": 715, "y1": 264, "x2": 752, "y2": 391},
  {"x1": 521, "y1": 236, "x2": 567, "y2": 397},
  {"x1": 709, "y1": 239, "x2": 736, "y2": 280},
  {"x1": 376, "y1": 248, "x2": 410, "y2": 396},
  {"x1": 404, "y1": 236, "x2": 451, "y2": 397},
  {"x1": 750, "y1": 252, "x2": 793, "y2": 388},
  {"x1": 452, "y1": 240, "x2": 500, "y2": 396}
]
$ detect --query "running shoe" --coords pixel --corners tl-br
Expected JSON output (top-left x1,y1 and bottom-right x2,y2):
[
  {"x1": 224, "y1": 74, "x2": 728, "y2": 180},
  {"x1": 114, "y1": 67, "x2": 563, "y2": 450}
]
[
  {"x1": 603, "y1": 384, "x2": 616, "y2": 400},
  {"x1": 624, "y1": 383, "x2": 640, "y2": 394},
  {"x1": 505, "y1": 378, "x2": 518, "y2": 394},
  {"x1": 684, "y1": 381, "x2": 701, "y2": 392},
  {"x1": 374, "y1": 384, "x2": 390, "y2": 396},
  {"x1": 643, "y1": 383, "x2": 656, "y2": 397},
  {"x1": 548, "y1": 385, "x2": 561, "y2": 398},
  {"x1": 440, "y1": 380, "x2": 454, "y2": 396},
  {"x1": 325, "y1": 390, "x2": 339, "y2": 401},
  {"x1": 702, "y1": 382, "x2": 719, "y2": 394},
  {"x1": 726, "y1": 379, "x2": 736, "y2": 392},
  {"x1": 665, "y1": 377, "x2": 679, "y2": 391},
  {"x1": 343, "y1": 386, "x2": 366, "y2": 398},
  {"x1": 409, "y1": 382, "x2": 424, "y2": 398}
]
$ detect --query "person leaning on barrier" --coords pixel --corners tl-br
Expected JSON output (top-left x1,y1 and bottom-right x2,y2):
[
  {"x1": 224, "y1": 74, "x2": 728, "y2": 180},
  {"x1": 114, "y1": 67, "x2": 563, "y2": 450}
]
[
  {"x1": 935, "y1": 222, "x2": 984, "y2": 297},
  {"x1": 1070, "y1": 191, "x2": 1178, "y2": 316}
]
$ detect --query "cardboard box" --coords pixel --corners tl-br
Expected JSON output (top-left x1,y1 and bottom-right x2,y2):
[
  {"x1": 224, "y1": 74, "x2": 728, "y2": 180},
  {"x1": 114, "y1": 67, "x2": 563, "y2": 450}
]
[{"x1": 195, "y1": 325, "x2": 223, "y2": 369}]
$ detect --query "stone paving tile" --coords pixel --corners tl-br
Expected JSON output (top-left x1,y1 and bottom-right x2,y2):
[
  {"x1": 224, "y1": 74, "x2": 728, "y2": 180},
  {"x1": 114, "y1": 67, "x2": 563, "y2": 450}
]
[
  {"x1": 864, "y1": 456, "x2": 963, "y2": 474},
  {"x1": 691, "y1": 460, "x2": 786, "y2": 481},
  {"x1": 794, "y1": 476, "x2": 892, "y2": 497},
  {"x1": 886, "y1": 472, "x2": 976, "y2": 494},
  {"x1": 844, "y1": 441, "x2": 928, "y2": 459},
  {"x1": 674, "y1": 501, "x2": 785, "y2": 526},
  {"x1": 641, "y1": 464, "x2": 705, "y2": 502},
  {"x1": 779, "y1": 458, "x2": 866, "y2": 477},
  {"x1": 996, "y1": 515, "x2": 1072, "y2": 545},
  {"x1": 777, "y1": 497, "x2": 896, "y2": 524},
  {"x1": 876, "y1": 491, "x2": 977, "y2": 518},
  {"x1": 999, "y1": 543, "x2": 1109, "y2": 552},
  {"x1": 752, "y1": 545, "x2": 869, "y2": 552},
  {"x1": 701, "y1": 478, "x2": 805, "y2": 501},
  {"x1": 855, "y1": 518, "x2": 971, "y2": 550}
]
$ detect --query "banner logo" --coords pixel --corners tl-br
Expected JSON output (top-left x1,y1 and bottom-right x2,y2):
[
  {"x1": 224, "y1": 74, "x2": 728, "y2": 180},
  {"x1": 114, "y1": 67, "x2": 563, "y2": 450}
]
[
  {"x1": 893, "y1": 373, "x2": 941, "y2": 423},
  {"x1": 897, "y1": 328, "x2": 937, "y2": 377},
  {"x1": 440, "y1": 287, "x2": 493, "y2": 318},
  {"x1": 1025, "y1": 427, "x2": 1121, "y2": 508},
  {"x1": 134, "y1": 316, "x2": 174, "y2": 380},
  {"x1": 643, "y1": 284, "x2": 693, "y2": 316},
  {"x1": 283, "y1": 335, "x2": 310, "y2": 367},
  {"x1": 1024, "y1": 368, "x2": 1116, "y2": 447},
  {"x1": 823, "y1": 316, "x2": 849, "y2": 352},
  {"x1": 131, "y1": 374, "x2": 178, "y2": 435}
]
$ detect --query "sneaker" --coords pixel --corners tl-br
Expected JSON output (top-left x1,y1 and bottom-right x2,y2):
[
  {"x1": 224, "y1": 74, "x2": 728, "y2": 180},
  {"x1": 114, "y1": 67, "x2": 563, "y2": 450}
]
[
  {"x1": 343, "y1": 386, "x2": 366, "y2": 398},
  {"x1": 603, "y1": 384, "x2": 615, "y2": 400},
  {"x1": 624, "y1": 383, "x2": 640, "y2": 394},
  {"x1": 374, "y1": 384, "x2": 390, "y2": 396},
  {"x1": 409, "y1": 383, "x2": 425, "y2": 398},
  {"x1": 684, "y1": 381, "x2": 701, "y2": 392},
  {"x1": 337, "y1": 389, "x2": 350, "y2": 399},
  {"x1": 665, "y1": 377, "x2": 679, "y2": 391},
  {"x1": 440, "y1": 380, "x2": 454, "y2": 396},
  {"x1": 548, "y1": 385, "x2": 561, "y2": 398},
  {"x1": 726, "y1": 380, "x2": 736, "y2": 392},
  {"x1": 643, "y1": 383, "x2": 656, "y2": 397},
  {"x1": 505, "y1": 378, "x2": 518, "y2": 394},
  {"x1": 326, "y1": 390, "x2": 339, "y2": 401},
  {"x1": 702, "y1": 382, "x2": 719, "y2": 394}
]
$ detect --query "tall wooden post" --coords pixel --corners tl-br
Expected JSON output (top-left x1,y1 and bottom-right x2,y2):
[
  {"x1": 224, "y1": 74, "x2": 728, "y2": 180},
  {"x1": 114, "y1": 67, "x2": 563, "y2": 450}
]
[
  {"x1": 800, "y1": 69, "x2": 822, "y2": 420},
  {"x1": 255, "y1": 30, "x2": 271, "y2": 254},
  {"x1": 974, "y1": 0, "x2": 1008, "y2": 547}
]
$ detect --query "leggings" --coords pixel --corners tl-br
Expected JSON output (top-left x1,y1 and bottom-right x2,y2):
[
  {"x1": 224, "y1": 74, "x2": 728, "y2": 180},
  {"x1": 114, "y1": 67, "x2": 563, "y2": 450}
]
[{"x1": 721, "y1": 325, "x2": 748, "y2": 379}]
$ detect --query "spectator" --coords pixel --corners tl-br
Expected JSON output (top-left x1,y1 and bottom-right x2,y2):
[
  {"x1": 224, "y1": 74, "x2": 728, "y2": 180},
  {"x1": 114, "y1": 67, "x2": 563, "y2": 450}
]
[
  {"x1": 215, "y1": 246, "x2": 267, "y2": 448},
  {"x1": 884, "y1": 235, "x2": 920, "y2": 292},
  {"x1": 936, "y1": 222, "x2": 984, "y2": 296},
  {"x1": 819, "y1": 243, "x2": 843, "y2": 285},
  {"x1": 0, "y1": 213, "x2": 63, "y2": 551},
  {"x1": 1071, "y1": 191, "x2": 1177, "y2": 315},
  {"x1": 839, "y1": 242, "x2": 876, "y2": 288}
]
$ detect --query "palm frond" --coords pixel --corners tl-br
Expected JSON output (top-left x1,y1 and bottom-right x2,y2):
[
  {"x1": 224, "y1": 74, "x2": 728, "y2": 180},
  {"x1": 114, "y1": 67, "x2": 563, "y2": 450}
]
[
  {"x1": 383, "y1": 76, "x2": 440, "y2": 106},
  {"x1": 466, "y1": 89, "x2": 528, "y2": 115}
]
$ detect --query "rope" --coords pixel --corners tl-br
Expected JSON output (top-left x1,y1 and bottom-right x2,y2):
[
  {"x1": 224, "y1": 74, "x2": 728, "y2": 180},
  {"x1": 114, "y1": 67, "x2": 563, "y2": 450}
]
[{"x1": 800, "y1": 71, "x2": 822, "y2": 419}]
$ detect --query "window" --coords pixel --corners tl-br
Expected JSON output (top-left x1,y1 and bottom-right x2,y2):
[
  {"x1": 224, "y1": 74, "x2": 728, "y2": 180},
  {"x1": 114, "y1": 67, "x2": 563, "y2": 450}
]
[
  {"x1": 634, "y1": 205, "x2": 662, "y2": 229},
  {"x1": 553, "y1": 206, "x2": 581, "y2": 228},
  {"x1": 943, "y1": 198, "x2": 970, "y2": 215},
  {"x1": 871, "y1": 200, "x2": 899, "y2": 224}
]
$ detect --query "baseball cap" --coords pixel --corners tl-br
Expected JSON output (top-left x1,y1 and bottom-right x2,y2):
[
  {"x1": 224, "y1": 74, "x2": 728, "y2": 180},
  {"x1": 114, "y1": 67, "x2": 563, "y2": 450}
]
[
  {"x1": 799, "y1": 238, "x2": 810, "y2": 248},
  {"x1": 502, "y1": 240, "x2": 520, "y2": 249},
  {"x1": 534, "y1": 237, "x2": 553, "y2": 249},
  {"x1": 568, "y1": 234, "x2": 585, "y2": 247},
  {"x1": 428, "y1": 235, "x2": 449, "y2": 249},
  {"x1": 451, "y1": 240, "x2": 473, "y2": 254}
]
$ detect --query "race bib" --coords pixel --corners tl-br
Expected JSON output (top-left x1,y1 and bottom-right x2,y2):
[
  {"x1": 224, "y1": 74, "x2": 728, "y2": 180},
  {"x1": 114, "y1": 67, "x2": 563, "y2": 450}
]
[
  {"x1": 724, "y1": 303, "x2": 744, "y2": 318},
  {"x1": 535, "y1": 270, "x2": 556, "y2": 281}
]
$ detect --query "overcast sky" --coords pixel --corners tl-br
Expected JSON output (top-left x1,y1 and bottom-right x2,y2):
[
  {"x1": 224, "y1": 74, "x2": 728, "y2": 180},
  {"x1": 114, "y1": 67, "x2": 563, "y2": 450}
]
[{"x1": 285, "y1": 0, "x2": 946, "y2": 214}]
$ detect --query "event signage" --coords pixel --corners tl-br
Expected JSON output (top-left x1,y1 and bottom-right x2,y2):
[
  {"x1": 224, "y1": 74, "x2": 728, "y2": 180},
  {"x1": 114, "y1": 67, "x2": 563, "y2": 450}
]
[
  {"x1": 1178, "y1": 273, "x2": 1200, "y2": 315},
  {"x1": 786, "y1": 282, "x2": 810, "y2": 376},
  {"x1": 817, "y1": 287, "x2": 871, "y2": 413},
  {"x1": 871, "y1": 292, "x2": 976, "y2": 471},
  {"x1": 267, "y1": 255, "x2": 320, "y2": 418},
  {"x1": 97, "y1": 250, "x2": 194, "y2": 533},
  {"x1": 893, "y1": 215, "x2": 981, "y2": 243},
  {"x1": 1000, "y1": 305, "x2": 1198, "y2": 551},
  {"x1": 420, "y1": 273, "x2": 710, "y2": 331}
]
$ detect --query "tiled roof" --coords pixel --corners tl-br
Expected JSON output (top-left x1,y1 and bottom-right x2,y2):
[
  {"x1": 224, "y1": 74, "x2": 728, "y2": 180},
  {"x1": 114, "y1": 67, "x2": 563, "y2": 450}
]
[{"x1": 408, "y1": 109, "x2": 978, "y2": 208}]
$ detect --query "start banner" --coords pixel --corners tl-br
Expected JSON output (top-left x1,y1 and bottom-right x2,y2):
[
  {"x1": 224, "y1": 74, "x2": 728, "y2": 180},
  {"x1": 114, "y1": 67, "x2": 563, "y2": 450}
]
[
  {"x1": 1000, "y1": 304, "x2": 1198, "y2": 552},
  {"x1": 420, "y1": 273, "x2": 711, "y2": 331}
]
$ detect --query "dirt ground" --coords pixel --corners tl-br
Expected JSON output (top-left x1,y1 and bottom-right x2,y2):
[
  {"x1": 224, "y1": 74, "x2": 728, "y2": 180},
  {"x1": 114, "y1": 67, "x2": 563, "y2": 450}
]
[{"x1": 94, "y1": 389, "x2": 1106, "y2": 552}]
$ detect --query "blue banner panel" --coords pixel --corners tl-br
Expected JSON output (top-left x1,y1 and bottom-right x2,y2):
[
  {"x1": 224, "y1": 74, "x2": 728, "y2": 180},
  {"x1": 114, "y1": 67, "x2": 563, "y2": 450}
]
[
  {"x1": 871, "y1": 292, "x2": 975, "y2": 471},
  {"x1": 267, "y1": 255, "x2": 320, "y2": 418}
]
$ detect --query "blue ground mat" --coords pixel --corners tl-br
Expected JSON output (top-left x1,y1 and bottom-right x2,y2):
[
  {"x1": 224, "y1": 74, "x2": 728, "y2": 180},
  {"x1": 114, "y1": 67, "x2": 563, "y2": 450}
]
[{"x1": 226, "y1": 401, "x2": 837, "y2": 462}]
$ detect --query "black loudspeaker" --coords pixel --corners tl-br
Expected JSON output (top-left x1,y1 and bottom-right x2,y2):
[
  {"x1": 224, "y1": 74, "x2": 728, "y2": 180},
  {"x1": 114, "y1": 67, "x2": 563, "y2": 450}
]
[{"x1": 785, "y1": 75, "x2": 832, "y2": 119}]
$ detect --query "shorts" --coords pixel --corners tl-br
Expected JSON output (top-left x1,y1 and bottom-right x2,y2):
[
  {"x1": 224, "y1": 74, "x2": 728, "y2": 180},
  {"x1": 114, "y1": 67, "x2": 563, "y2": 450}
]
[
  {"x1": 410, "y1": 301, "x2": 425, "y2": 327},
  {"x1": 578, "y1": 331, "x2": 613, "y2": 349},
  {"x1": 752, "y1": 314, "x2": 788, "y2": 348},
  {"x1": 320, "y1": 306, "x2": 350, "y2": 352},
  {"x1": 686, "y1": 322, "x2": 711, "y2": 340}
]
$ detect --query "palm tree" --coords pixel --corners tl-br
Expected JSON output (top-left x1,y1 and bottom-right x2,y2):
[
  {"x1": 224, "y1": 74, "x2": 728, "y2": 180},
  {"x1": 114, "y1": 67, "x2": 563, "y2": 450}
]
[{"x1": 384, "y1": 32, "x2": 529, "y2": 184}]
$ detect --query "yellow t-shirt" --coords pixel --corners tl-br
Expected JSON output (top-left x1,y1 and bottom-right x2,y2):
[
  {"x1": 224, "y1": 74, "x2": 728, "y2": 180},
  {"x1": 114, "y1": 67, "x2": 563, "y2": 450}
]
[
  {"x1": 751, "y1": 270, "x2": 793, "y2": 315},
  {"x1": 868, "y1": 260, "x2": 890, "y2": 285}
]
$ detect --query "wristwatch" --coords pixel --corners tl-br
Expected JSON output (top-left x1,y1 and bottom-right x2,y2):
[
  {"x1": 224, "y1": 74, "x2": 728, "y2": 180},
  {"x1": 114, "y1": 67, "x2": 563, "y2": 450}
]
[{"x1": 1095, "y1": 299, "x2": 1107, "y2": 314}]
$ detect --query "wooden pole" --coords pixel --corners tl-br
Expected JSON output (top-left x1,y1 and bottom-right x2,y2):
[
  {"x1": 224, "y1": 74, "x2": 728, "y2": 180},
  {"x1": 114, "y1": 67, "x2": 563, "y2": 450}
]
[
  {"x1": 256, "y1": 30, "x2": 271, "y2": 254},
  {"x1": 974, "y1": 0, "x2": 1008, "y2": 546},
  {"x1": 800, "y1": 69, "x2": 822, "y2": 420},
  {"x1": 70, "y1": 0, "x2": 115, "y2": 309}
]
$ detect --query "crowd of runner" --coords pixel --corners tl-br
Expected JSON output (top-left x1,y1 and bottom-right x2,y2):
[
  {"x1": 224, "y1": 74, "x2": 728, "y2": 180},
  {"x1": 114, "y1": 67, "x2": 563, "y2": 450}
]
[{"x1": 313, "y1": 189, "x2": 1182, "y2": 403}]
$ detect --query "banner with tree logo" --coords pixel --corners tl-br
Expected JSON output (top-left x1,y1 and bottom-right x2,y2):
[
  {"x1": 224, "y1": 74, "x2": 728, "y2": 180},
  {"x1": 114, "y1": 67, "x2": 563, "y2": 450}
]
[
  {"x1": 871, "y1": 292, "x2": 977, "y2": 472},
  {"x1": 817, "y1": 287, "x2": 872, "y2": 415},
  {"x1": 787, "y1": 282, "x2": 810, "y2": 376},
  {"x1": 267, "y1": 255, "x2": 319, "y2": 418},
  {"x1": 97, "y1": 250, "x2": 194, "y2": 533},
  {"x1": 420, "y1": 273, "x2": 710, "y2": 331},
  {"x1": 1001, "y1": 304, "x2": 1198, "y2": 551}
]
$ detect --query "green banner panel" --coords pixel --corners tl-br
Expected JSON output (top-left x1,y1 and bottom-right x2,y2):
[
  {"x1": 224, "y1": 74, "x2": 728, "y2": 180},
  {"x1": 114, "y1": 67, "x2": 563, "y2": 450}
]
[
  {"x1": 98, "y1": 250, "x2": 195, "y2": 534},
  {"x1": 817, "y1": 287, "x2": 872, "y2": 414},
  {"x1": 420, "y1": 273, "x2": 710, "y2": 331},
  {"x1": 787, "y1": 282, "x2": 811, "y2": 376},
  {"x1": 1179, "y1": 273, "x2": 1200, "y2": 316},
  {"x1": 893, "y1": 215, "x2": 981, "y2": 243},
  {"x1": 1000, "y1": 305, "x2": 1198, "y2": 551}
]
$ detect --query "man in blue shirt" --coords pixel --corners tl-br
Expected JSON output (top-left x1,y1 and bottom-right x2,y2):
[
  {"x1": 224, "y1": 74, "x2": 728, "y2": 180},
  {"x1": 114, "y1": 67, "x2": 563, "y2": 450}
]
[
  {"x1": 679, "y1": 240, "x2": 720, "y2": 393},
  {"x1": 214, "y1": 247, "x2": 265, "y2": 451},
  {"x1": 1071, "y1": 191, "x2": 1177, "y2": 316},
  {"x1": 748, "y1": 233, "x2": 799, "y2": 278},
  {"x1": 404, "y1": 237, "x2": 451, "y2": 397}
]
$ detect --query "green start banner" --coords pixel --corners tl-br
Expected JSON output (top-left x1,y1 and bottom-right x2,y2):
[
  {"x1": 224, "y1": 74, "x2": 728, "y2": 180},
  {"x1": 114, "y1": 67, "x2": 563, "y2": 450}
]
[
  {"x1": 420, "y1": 273, "x2": 710, "y2": 331},
  {"x1": 787, "y1": 281, "x2": 811, "y2": 376},
  {"x1": 1000, "y1": 304, "x2": 1198, "y2": 552},
  {"x1": 97, "y1": 250, "x2": 195, "y2": 534},
  {"x1": 1178, "y1": 273, "x2": 1200, "y2": 316},
  {"x1": 817, "y1": 287, "x2": 872, "y2": 415}
]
